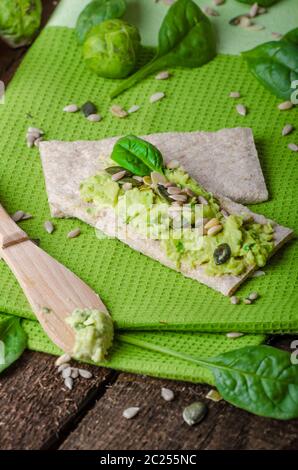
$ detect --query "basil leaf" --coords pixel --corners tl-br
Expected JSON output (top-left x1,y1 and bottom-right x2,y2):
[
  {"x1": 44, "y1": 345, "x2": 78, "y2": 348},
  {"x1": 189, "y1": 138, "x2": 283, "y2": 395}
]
[
  {"x1": 236, "y1": 0, "x2": 280, "y2": 5},
  {"x1": 242, "y1": 40, "x2": 298, "y2": 100},
  {"x1": 111, "y1": 135, "x2": 164, "y2": 176},
  {"x1": 0, "y1": 317, "x2": 27, "y2": 374},
  {"x1": 283, "y1": 27, "x2": 298, "y2": 47},
  {"x1": 111, "y1": 0, "x2": 216, "y2": 98},
  {"x1": 118, "y1": 335, "x2": 298, "y2": 420},
  {"x1": 76, "y1": 0, "x2": 127, "y2": 44}
]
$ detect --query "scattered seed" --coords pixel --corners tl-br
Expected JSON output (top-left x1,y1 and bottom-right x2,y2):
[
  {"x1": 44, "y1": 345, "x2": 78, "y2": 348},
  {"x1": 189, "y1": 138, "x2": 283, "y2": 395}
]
[
  {"x1": 207, "y1": 225, "x2": 223, "y2": 236},
  {"x1": 204, "y1": 218, "x2": 220, "y2": 230},
  {"x1": 112, "y1": 170, "x2": 127, "y2": 182},
  {"x1": 213, "y1": 0, "x2": 225, "y2": 5},
  {"x1": 122, "y1": 182, "x2": 132, "y2": 191},
  {"x1": 198, "y1": 195, "x2": 209, "y2": 205},
  {"x1": 64, "y1": 377, "x2": 73, "y2": 390},
  {"x1": 167, "y1": 186, "x2": 182, "y2": 195},
  {"x1": 183, "y1": 402, "x2": 208, "y2": 426},
  {"x1": 11, "y1": 210, "x2": 25, "y2": 222},
  {"x1": 123, "y1": 407, "x2": 140, "y2": 419},
  {"x1": 169, "y1": 194, "x2": 188, "y2": 203},
  {"x1": 63, "y1": 104, "x2": 79, "y2": 113},
  {"x1": 27, "y1": 133, "x2": 36, "y2": 148},
  {"x1": 244, "y1": 298, "x2": 252, "y2": 305},
  {"x1": 230, "y1": 296, "x2": 240, "y2": 305},
  {"x1": 161, "y1": 387, "x2": 175, "y2": 402},
  {"x1": 128, "y1": 104, "x2": 140, "y2": 114},
  {"x1": 79, "y1": 369, "x2": 93, "y2": 379},
  {"x1": 258, "y1": 6, "x2": 267, "y2": 14},
  {"x1": 236, "y1": 104, "x2": 247, "y2": 116},
  {"x1": 87, "y1": 113, "x2": 102, "y2": 122},
  {"x1": 34, "y1": 137, "x2": 44, "y2": 147},
  {"x1": 143, "y1": 176, "x2": 152, "y2": 186},
  {"x1": 67, "y1": 228, "x2": 81, "y2": 239},
  {"x1": 226, "y1": 332, "x2": 244, "y2": 338},
  {"x1": 132, "y1": 175, "x2": 143, "y2": 183},
  {"x1": 71, "y1": 368, "x2": 79, "y2": 379},
  {"x1": 41, "y1": 306, "x2": 52, "y2": 314},
  {"x1": 248, "y1": 291, "x2": 259, "y2": 301},
  {"x1": 272, "y1": 32, "x2": 282, "y2": 39},
  {"x1": 150, "y1": 92, "x2": 165, "y2": 103},
  {"x1": 206, "y1": 389, "x2": 222, "y2": 402},
  {"x1": 282, "y1": 124, "x2": 294, "y2": 136},
  {"x1": 239, "y1": 16, "x2": 251, "y2": 28},
  {"x1": 278, "y1": 101, "x2": 293, "y2": 111},
  {"x1": 55, "y1": 353, "x2": 71, "y2": 366},
  {"x1": 249, "y1": 2, "x2": 259, "y2": 18},
  {"x1": 166, "y1": 159, "x2": 180, "y2": 169},
  {"x1": 251, "y1": 269, "x2": 265, "y2": 278},
  {"x1": 110, "y1": 105, "x2": 128, "y2": 118},
  {"x1": 28, "y1": 127, "x2": 44, "y2": 135},
  {"x1": 62, "y1": 367, "x2": 72, "y2": 379},
  {"x1": 203, "y1": 6, "x2": 219, "y2": 16},
  {"x1": 155, "y1": 71, "x2": 170, "y2": 80},
  {"x1": 246, "y1": 24, "x2": 265, "y2": 31},
  {"x1": 44, "y1": 220, "x2": 54, "y2": 234},
  {"x1": 221, "y1": 209, "x2": 229, "y2": 218},
  {"x1": 182, "y1": 187, "x2": 195, "y2": 197},
  {"x1": 21, "y1": 213, "x2": 32, "y2": 220},
  {"x1": 229, "y1": 91, "x2": 241, "y2": 99},
  {"x1": 229, "y1": 14, "x2": 250, "y2": 26},
  {"x1": 57, "y1": 364, "x2": 69, "y2": 373},
  {"x1": 288, "y1": 143, "x2": 298, "y2": 152},
  {"x1": 81, "y1": 101, "x2": 97, "y2": 117}
]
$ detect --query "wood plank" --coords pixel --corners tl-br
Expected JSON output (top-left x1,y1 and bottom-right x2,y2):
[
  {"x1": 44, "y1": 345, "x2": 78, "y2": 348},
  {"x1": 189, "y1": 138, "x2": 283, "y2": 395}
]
[
  {"x1": 0, "y1": 350, "x2": 116, "y2": 450},
  {"x1": 60, "y1": 372, "x2": 298, "y2": 451}
]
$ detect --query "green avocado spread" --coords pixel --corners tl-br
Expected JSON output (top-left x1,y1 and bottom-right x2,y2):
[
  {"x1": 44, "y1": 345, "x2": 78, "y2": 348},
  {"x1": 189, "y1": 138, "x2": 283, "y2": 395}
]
[
  {"x1": 80, "y1": 165, "x2": 274, "y2": 277},
  {"x1": 66, "y1": 308, "x2": 114, "y2": 362}
]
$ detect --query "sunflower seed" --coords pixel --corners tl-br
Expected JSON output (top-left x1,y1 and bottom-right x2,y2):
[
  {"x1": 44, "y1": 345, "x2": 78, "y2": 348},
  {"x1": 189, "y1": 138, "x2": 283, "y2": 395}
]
[
  {"x1": 87, "y1": 113, "x2": 102, "y2": 122},
  {"x1": 248, "y1": 291, "x2": 259, "y2": 301},
  {"x1": 21, "y1": 213, "x2": 32, "y2": 220},
  {"x1": 226, "y1": 332, "x2": 244, "y2": 338},
  {"x1": 236, "y1": 104, "x2": 247, "y2": 116},
  {"x1": 155, "y1": 71, "x2": 170, "y2": 80},
  {"x1": 167, "y1": 186, "x2": 182, "y2": 195},
  {"x1": 110, "y1": 105, "x2": 128, "y2": 118},
  {"x1": 161, "y1": 387, "x2": 175, "y2": 402},
  {"x1": 239, "y1": 16, "x2": 251, "y2": 28},
  {"x1": 229, "y1": 91, "x2": 241, "y2": 99},
  {"x1": 282, "y1": 124, "x2": 294, "y2": 136},
  {"x1": 57, "y1": 363, "x2": 70, "y2": 373},
  {"x1": 128, "y1": 105, "x2": 140, "y2": 114},
  {"x1": 34, "y1": 137, "x2": 44, "y2": 147},
  {"x1": 112, "y1": 170, "x2": 127, "y2": 181},
  {"x1": 82, "y1": 101, "x2": 97, "y2": 117},
  {"x1": 79, "y1": 369, "x2": 93, "y2": 379},
  {"x1": 28, "y1": 127, "x2": 44, "y2": 135},
  {"x1": 44, "y1": 220, "x2": 54, "y2": 234},
  {"x1": 169, "y1": 194, "x2": 188, "y2": 203},
  {"x1": 27, "y1": 133, "x2": 36, "y2": 148},
  {"x1": 182, "y1": 187, "x2": 195, "y2": 197},
  {"x1": 230, "y1": 296, "x2": 240, "y2": 305},
  {"x1": 221, "y1": 209, "x2": 229, "y2": 218},
  {"x1": 229, "y1": 14, "x2": 250, "y2": 26},
  {"x1": 151, "y1": 171, "x2": 168, "y2": 186},
  {"x1": 67, "y1": 228, "x2": 81, "y2": 239},
  {"x1": 288, "y1": 143, "x2": 298, "y2": 152},
  {"x1": 150, "y1": 92, "x2": 165, "y2": 103},
  {"x1": 11, "y1": 210, "x2": 25, "y2": 222},
  {"x1": 249, "y1": 3, "x2": 259, "y2": 18},
  {"x1": 244, "y1": 298, "x2": 252, "y2": 305},
  {"x1": 133, "y1": 175, "x2": 143, "y2": 182},
  {"x1": 55, "y1": 353, "x2": 71, "y2": 366},
  {"x1": 272, "y1": 32, "x2": 282, "y2": 39},
  {"x1": 206, "y1": 389, "x2": 222, "y2": 402},
  {"x1": 198, "y1": 195, "x2": 209, "y2": 205},
  {"x1": 251, "y1": 269, "x2": 265, "y2": 278},
  {"x1": 63, "y1": 104, "x2": 79, "y2": 113},
  {"x1": 123, "y1": 407, "x2": 140, "y2": 419},
  {"x1": 203, "y1": 6, "x2": 219, "y2": 16},
  {"x1": 183, "y1": 402, "x2": 208, "y2": 426},
  {"x1": 278, "y1": 101, "x2": 293, "y2": 111},
  {"x1": 122, "y1": 182, "x2": 132, "y2": 191},
  {"x1": 71, "y1": 368, "x2": 79, "y2": 379},
  {"x1": 166, "y1": 159, "x2": 180, "y2": 169},
  {"x1": 62, "y1": 367, "x2": 72, "y2": 379},
  {"x1": 246, "y1": 24, "x2": 265, "y2": 31},
  {"x1": 207, "y1": 224, "x2": 223, "y2": 236},
  {"x1": 213, "y1": 0, "x2": 225, "y2": 5},
  {"x1": 204, "y1": 218, "x2": 220, "y2": 230},
  {"x1": 64, "y1": 377, "x2": 73, "y2": 390}
]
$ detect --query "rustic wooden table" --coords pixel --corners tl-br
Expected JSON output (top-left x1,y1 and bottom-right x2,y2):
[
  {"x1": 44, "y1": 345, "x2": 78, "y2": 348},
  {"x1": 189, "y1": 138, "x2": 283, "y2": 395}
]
[{"x1": 0, "y1": 0, "x2": 297, "y2": 451}]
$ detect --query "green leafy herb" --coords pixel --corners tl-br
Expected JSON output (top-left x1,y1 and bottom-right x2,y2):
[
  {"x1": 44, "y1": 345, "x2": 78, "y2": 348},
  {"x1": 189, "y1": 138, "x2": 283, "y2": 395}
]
[
  {"x1": 111, "y1": 0, "x2": 216, "y2": 98},
  {"x1": 119, "y1": 335, "x2": 298, "y2": 420},
  {"x1": 242, "y1": 29, "x2": 298, "y2": 100},
  {"x1": 0, "y1": 317, "x2": 27, "y2": 374},
  {"x1": 236, "y1": 0, "x2": 280, "y2": 5},
  {"x1": 0, "y1": 0, "x2": 42, "y2": 48},
  {"x1": 111, "y1": 135, "x2": 164, "y2": 176},
  {"x1": 76, "y1": 0, "x2": 127, "y2": 44}
]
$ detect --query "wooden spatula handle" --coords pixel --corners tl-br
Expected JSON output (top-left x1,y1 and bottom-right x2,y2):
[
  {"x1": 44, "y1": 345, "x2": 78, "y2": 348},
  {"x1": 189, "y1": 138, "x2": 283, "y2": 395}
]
[{"x1": 0, "y1": 204, "x2": 29, "y2": 249}]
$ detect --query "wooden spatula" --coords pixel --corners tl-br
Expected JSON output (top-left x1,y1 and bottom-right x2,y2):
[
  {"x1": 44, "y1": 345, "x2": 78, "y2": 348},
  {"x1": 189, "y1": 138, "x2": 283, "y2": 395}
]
[{"x1": 0, "y1": 204, "x2": 108, "y2": 354}]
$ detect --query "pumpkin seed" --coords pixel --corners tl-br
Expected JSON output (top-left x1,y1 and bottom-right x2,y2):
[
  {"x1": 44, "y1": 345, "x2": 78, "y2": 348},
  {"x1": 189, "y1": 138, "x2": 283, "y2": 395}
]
[
  {"x1": 161, "y1": 387, "x2": 175, "y2": 402},
  {"x1": 214, "y1": 243, "x2": 231, "y2": 265},
  {"x1": 62, "y1": 367, "x2": 72, "y2": 379},
  {"x1": 207, "y1": 225, "x2": 223, "y2": 236},
  {"x1": 110, "y1": 105, "x2": 128, "y2": 118},
  {"x1": 226, "y1": 332, "x2": 244, "y2": 338},
  {"x1": 81, "y1": 101, "x2": 97, "y2": 117},
  {"x1": 55, "y1": 353, "x2": 71, "y2": 366},
  {"x1": 79, "y1": 369, "x2": 92, "y2": 379},
  {"x1": 230, "y1": 295, "x2": 240, "y2": 305},
  {"x1": 167, "y1": 186, "x2": 182, "y2": 195},
  {"x1": 123, "y1": 407, "x2": 140, "y2": 419},
  {"x1": 203, "y1": 6, "x2": 219, "y2": 16},
  {"x1": 87, "y1": 114, "x2": 102, "y2": 122},
  {"x1": 150, "y1": 92, "x2": 165, "y2": 103},
  {"x1": 282, "y1": 124, "x2": 294, "y2": 136},
  {"x1": 166, "y1": 159, "x2": 179, "y2": 169},
  {"x1": 44, "y1": 220, "x2": 54, "y2": 234},
  {"x1": 278, "y1": 101, "x2": 293, "y2": 110},
  {"x1": 105, "y1": 166, "x2": 129, "y2": 176},
  {"x1": 206, "y1": 389, "x2": 222, "y2": 402},
  {"x1": 67, "y1": 228, "x2": 81, "y2": 239},
  {"x1": 118, "y1": 177, "x2": 141, "y2": 187},
  {"x1": 170, "y1": 194, "x2": 188, "y2": 203},
  {"x1": 143, "y1": 176, "x2": 152, "y2": 186},
  {"x1": 112, "y1": 170, "x2": 127, "y2": 181},
  {"x1": 249, "y1": 2, "x2": 259, "y2": 18},
  {"x1": 128, "y1": 104, "x2": 140, "y2": 114},
  {"x1": 57, "y1": 363, "x2": 70, "y2": 373},
  {"x1": 229, "y1": 91, "x2": 240, "y2": 99},
  {"x1": 155, "y1": 71, "x2": 170, "y2": 80},
  {"x1": 64, "y1": 377, "x2": 73, "y2": 390},
  {"x1": 288, "y1": 143, "x2": 298, "y2": 152},
  {"x1": 248, "y1": 291, "x2": 259, "y2": 301},
  {"x1": 236, "y1": 104, "x2": 247, "y2": 116},
  {"x1": 63, "y1": 104, "x2": 79, "y2": 113},
  {"x1": 182, "y1": 402, "x2": 208, "y2": 426},
  {"x1": 157, "y1": 184, "x2": 173, "y2": 203},
  {"x1": 71, "y1": 368, "x2": 79, "y2": 379}
]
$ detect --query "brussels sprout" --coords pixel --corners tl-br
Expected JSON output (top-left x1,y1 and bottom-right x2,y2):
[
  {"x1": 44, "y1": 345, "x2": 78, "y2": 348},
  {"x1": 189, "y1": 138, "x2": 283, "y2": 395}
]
[
  {"x1": 0, "y1": 0, "x2": 42, "y2": 48},
  {"x1": 76, "y1": 0, "x2": 127, "y2": 45},
  {"x1": 83, "y1": 19, "x2": 141, "y2": 79}
]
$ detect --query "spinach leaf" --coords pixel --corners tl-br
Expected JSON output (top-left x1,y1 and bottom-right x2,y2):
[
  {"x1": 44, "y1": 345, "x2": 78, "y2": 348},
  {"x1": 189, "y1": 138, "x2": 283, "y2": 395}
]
[
  {"x1": 236, "y1": 0, "x2": 281, "y2": 5},
  {"x1": 111, "y1": 0, "x2": 216, "y2": 98},
  {"x1": 242, "y1": 37, "x2": 298, "y2": 100},
  {"x1": 0, "y1": 317, "x2": 27, "y2": 374},
  {"x1": 119, "y1": 335, "x2": 298, "y2": 420},
  {"x1": 111, "y1": 135, "x2": 164, "y2": 176},
  {"x1": 76, "y1": 0, "x2": 127, "y2": 44}
]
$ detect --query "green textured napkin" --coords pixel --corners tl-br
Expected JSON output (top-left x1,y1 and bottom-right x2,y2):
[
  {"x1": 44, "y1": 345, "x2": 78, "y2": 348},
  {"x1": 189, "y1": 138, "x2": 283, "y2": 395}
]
[{"x1": 0, "y1": 27, "x2": 296, "y2": 333}]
